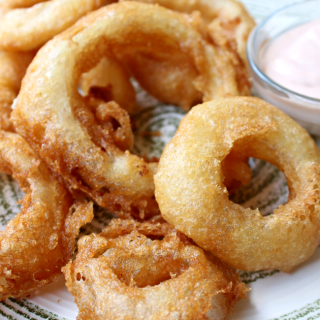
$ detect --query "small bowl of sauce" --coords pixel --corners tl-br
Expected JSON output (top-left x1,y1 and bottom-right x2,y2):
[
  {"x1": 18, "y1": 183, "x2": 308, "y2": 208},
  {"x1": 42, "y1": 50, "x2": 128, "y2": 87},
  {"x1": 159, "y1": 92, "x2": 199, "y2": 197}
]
[{"x1": 247, "y1": 0, "x2": 320, "y2": 135}]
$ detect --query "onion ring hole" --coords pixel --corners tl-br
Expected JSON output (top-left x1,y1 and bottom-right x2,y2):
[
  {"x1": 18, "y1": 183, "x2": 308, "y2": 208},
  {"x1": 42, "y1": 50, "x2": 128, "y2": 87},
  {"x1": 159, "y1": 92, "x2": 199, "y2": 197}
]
[
  {"x1": 154, "y1": 97, "x2": 320, "y2": 272},
  {"x1": 228, "y1": 157, "x2": 289, "y2": 216},
  {"x1": 11, "y1": 2, "x2": 251, "y2": 220}
]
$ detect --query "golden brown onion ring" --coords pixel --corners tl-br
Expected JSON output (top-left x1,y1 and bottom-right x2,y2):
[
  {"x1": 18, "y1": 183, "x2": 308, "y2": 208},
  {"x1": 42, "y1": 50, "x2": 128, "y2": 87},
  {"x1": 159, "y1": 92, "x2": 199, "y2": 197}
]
[
  {"x1": 155, "y1": 97, "x2": 320, "y2": 273},
  {"x1": 82, "y1": 8, "x2": 251, "y2": 111},
  {"x1": 0, "y1": 0, "x2": 115, "y2": 51},
  {"x1": 0, "y1": 131, "x2": 93, "y2": 300},
  {"x1": 122, "y1": 0, "x2": 255, "y2": 65},
  {"x1": 63, "y1": 219, "x2": 247, "y2": 320},
  {"x1": 12, "y1": 2, "x2": 249, "y2": 219},
  {"x1": 0, "y1": 50, "x2": 34, "y2": 131}
]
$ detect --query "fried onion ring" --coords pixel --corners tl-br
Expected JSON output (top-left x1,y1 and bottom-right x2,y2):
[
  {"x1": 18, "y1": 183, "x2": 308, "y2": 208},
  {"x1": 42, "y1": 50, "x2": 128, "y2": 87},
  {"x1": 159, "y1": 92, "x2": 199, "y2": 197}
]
[
  {"x1": 0, "y1": 131, "x2": 93, "y2": 300},
  {"x1": 122, "y1": 0, "x2": 255, "y2": 65},
  {"x1": 0, "y1": 0, "x2": 115, "y2": 51},
  {"x1": 154, "y1": 97, "x2": 320, "y2": 272},
  {"x1": 12, "y1": 2, "x2": 250, "y2": 219},
  {"x1": 80, "y1": 7, "x2": 250, "y2": 111},
  {"x1": 0, "y1": 50, "x2": 34, "y2": 131},
  {"x1": 120, "y1": 0, "x2": 253, "y2": 109},
  {"x1": 63, "y1": 219, "x2": 247, "y2": 319}
]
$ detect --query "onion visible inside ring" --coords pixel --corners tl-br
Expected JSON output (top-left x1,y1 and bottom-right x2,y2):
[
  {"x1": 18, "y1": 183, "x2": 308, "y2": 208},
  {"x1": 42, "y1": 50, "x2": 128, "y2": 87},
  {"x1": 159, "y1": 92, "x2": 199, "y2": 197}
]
[{"x1": 230, "y1": 157, "x2": 289, "y2": 216}]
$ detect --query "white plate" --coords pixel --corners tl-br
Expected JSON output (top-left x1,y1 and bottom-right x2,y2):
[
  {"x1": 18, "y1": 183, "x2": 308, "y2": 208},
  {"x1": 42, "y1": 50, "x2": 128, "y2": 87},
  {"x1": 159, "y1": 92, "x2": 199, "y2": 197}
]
[{"x1": 1, "y1": 1, "x2": 319, "y2": 319}]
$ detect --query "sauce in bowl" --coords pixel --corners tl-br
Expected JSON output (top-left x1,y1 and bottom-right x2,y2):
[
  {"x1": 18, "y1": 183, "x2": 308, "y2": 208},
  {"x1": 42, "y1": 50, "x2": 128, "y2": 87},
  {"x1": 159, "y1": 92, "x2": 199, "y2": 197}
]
[
  {"x1": 262, "y1": 18, "x2": 320, "y2": 99},
  {"x1": 247, "y1": 0, "x2": 320, "y2": 135}
]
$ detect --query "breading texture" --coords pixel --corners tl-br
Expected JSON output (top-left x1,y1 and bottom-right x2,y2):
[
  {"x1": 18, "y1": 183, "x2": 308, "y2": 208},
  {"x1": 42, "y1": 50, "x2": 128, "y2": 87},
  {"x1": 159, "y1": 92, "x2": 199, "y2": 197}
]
[
  {"x1": 63, "y1": 219, "x2": 247, "y2": 320},
  {"x1": 0, "y1": 131, "x2": 93, "y2": 300},
  {"x1": 80, "y1": 56, "x2": 136, "y2": 115},
  {"x1": 12, "y1": 2, "x2": 250, "y2": 219},
  {"x1": 80, "y1": 2, "x2": 251, "y2": 110},
  {"x1": 155, "y1": 97, "x2": 320, "y2": 272}
]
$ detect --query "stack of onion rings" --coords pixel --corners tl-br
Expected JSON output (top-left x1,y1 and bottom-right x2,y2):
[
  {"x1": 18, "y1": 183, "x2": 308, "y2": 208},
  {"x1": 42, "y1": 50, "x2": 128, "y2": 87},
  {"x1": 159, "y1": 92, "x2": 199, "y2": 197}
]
[
  {"x1": 0, "y1": 0, "x2": 258, "y2": 315},
  {"x1": 0, "y1": 131, "x2": 93, "y2": 300},
  {"x1": 154, "y1": 97, "x2": 320, "y2": 272},
  {"x1": 1, "y1": 0, "x2": 318, "y2": 317},
  {"x1": 12, "y1": 2, "x2": 251, "y2": 219},
  {"x1": 63, "y1": 219, "x2": 247, "y2": 319}
]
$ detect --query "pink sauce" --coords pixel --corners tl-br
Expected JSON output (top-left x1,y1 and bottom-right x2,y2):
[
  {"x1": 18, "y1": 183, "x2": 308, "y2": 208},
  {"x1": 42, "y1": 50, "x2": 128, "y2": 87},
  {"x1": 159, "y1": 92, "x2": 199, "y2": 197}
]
[{"x1": 262, "y1": 18, "x2": 320, "y2": 99}]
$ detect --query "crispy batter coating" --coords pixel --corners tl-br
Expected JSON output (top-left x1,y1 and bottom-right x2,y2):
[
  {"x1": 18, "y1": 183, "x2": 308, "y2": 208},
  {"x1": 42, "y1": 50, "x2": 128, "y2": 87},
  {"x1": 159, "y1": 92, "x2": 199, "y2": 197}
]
[
  {"x1": 155, "y1": 97, "x2": 320, "y2": 272},
  {"x1": 63, "y1": 219, "x2": 247, "y2": 320},
  {"x1": 99, "y1": 218, "x2": 176, "y2": 239},
  {"x1": 0, "y1": 131, "x2": 93, "y2": 300},
  {"x1": 0, "y1": 0, "x2": 115, "y2": 51},
  {"x1": 79, "y1": 5, "x2": 251, "y2": 111},
  {"x1": 0, "y1": 50, "x2": 34, "y2": 131},
  {"x1": 80, "y1": 56, "x2": 136, "y2": 115},
  {"x1": 12, "y1": 2, "x2": 250, "y2": 219},
  {"x1": 122, "y1": 0, "x2": 255, "y2": 65},
  {"x1": 84, "y1": 99, "x2": 134, "y2": 151}
]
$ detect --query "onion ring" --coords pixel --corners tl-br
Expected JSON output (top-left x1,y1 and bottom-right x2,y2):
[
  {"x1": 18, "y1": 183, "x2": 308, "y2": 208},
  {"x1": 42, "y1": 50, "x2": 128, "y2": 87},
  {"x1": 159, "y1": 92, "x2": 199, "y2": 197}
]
[
  {"x1": 63, "y1": 219, "x2": 247, "y2": 319},
  {"x1": 80, "y1": 7, "x2": 250, "y2": 111},
  {"x1": 0, "y1": 0, "x2": 48, "y2": 9},
  {"x1": 154, "y1": 97, "x2": 320, "y2": 272},
  {"x1": 0, "y1": 50, "x2": 34, "y2": 132},
  {"x1": 0, "y1": 131, "x2": 93, "y2": 300},
  {"x1": 122, "y1": 0, "x2": 255, "y2": 65},
  {"x1": 12, "y1": 2, "x2": 250, "y2": 219},
  {"x1": 0, "y1": 0, "x2": 115, "y2": 51}
]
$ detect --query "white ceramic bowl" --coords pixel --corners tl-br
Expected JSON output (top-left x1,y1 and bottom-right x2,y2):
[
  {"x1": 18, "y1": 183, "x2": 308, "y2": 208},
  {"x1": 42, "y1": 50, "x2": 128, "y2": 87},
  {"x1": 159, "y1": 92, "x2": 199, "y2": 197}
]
[{"x1": 247, "y1": 0, "x2": 320, "y2": 136}]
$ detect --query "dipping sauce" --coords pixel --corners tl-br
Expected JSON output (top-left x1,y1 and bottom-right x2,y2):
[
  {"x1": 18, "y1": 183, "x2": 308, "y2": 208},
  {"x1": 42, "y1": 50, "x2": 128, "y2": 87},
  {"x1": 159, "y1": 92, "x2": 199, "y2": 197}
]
[{"x1": 262, "y1": 18, "x2": 320, "y2": 99}]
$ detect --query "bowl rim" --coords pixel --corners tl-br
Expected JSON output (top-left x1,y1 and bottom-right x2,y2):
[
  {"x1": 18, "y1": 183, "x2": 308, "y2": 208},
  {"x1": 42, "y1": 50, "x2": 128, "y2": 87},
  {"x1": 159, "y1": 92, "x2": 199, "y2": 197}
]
[{"x1": 247, "y1": 0, "x2": 320, "y2": 103}]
